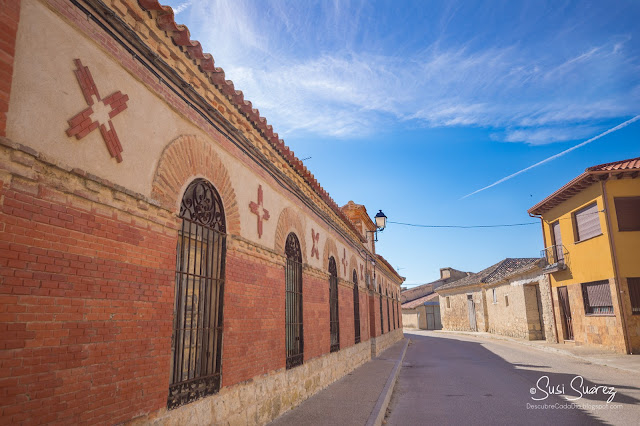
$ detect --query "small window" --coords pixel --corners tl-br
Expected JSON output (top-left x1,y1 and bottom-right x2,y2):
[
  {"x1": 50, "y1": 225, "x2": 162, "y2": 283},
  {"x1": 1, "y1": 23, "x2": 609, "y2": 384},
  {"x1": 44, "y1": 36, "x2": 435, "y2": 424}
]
[
  {"x1": 581, "y1": 280, "x2": 614, "y2": 315},
  {"x1": 628, "y1": 278, "x2": 640, "y2": 315},
  {"x1": 614, "y1": 198, "x2": 640, "y2": 231},
  {"x1": 492, "y1": 288, "x2": 497, "y2": 304},
  {"x1": 505, "y1": 295, "x2": 509, "y2": 307},
  {"x1": 446, "y1": 296, "x2": 450, "y2": 308},
  {"x1": 574, "y1": 203, "x2": 602, "y2": 242}
]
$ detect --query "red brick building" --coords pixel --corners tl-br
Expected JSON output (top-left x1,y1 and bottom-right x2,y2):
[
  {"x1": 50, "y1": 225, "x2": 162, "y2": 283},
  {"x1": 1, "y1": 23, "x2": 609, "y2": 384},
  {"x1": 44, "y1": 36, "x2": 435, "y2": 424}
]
[{"x1": 0, "y1": 0, "x2": 404, "y2": 424}]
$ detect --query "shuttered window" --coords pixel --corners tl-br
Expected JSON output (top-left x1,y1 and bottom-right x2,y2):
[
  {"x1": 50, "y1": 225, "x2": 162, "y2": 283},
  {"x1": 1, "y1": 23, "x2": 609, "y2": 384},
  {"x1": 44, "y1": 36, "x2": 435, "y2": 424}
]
[
  {"x1": 574, "y1": 203, "x2": 602, "y2": 242},
  {"x1": 628, "y1": 278, "x2": 640, "y2": 315},
  {"x1": 581, "y1": 280, "x2": 614, "y2": 315},
  {"x1": 614, "y1": 197, "x2": 640, "y2": 231},
  {"x1": 551, "y1": 221, "x2": 564, "y2": 263},
  {"x1": 353, "y1": 270, "x2": 361, "y2": 344}
]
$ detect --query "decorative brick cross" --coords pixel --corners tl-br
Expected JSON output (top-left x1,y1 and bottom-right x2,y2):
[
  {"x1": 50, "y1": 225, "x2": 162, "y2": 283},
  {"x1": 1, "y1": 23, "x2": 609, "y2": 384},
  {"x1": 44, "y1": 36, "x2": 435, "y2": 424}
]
[
  {"x1": 342, "y1": 248, "x2": 348, "y2": 276},
  {"x1": 311, "y1": 228, "x2": 320, "y2": 259},
  {"x1": 66, "y1": 59, "x2": 129, "y2": 162},
  {"x1": 249, "y1": 185, "x2": 270, "y2": 238}
]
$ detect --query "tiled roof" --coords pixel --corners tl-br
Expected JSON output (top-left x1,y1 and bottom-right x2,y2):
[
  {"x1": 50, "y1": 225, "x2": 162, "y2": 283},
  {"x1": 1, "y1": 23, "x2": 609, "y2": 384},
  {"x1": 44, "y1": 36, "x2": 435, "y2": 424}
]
[
  {"x1": 482, "y1": 258, "x2": 541, "y2": 283},
  {"x1": 529, "y1": 156, "x2": 640, "y2": 215},
  {"x1": 436, "y1": 258, "x2": 540, "y2": 292},
  {"x1": 137, "y1": 1, "x2": 366, "y2": 242},
  {"x1": 586, "y1": 157, "x2": 640, "y2": 172},
  {"x1": 402, "y1": 292, "x2": 439, "y2": 309}
]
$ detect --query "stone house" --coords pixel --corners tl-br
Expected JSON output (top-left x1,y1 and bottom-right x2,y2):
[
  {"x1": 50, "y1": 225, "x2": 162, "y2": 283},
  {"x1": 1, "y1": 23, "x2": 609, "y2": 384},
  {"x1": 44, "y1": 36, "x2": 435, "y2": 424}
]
[
  {"x1": 437, "y1": 258, "x2": 556, "y2": 343},
  {"x1": 529, "y1": 157, "x2": 640, "y2": 354},
  {"x1": 0, "y1": 1, "x2": 404, "y2": 424},
  {"x1": 482, "y1": 259, "x2": 556, "y2": 342},
  {"x1": 401, "y1": 267, "x2": 468, "y2": 330}
]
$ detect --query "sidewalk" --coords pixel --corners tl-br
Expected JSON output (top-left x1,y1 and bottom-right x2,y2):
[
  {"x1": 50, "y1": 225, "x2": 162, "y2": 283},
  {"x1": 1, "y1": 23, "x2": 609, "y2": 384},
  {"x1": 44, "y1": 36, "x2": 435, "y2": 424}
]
[
  {"x1": 430, "y1": 329, "x2": 640, "y2": 374},
  {"x1": 269, "y1": 338, "x2": 409, "y2": 426}
]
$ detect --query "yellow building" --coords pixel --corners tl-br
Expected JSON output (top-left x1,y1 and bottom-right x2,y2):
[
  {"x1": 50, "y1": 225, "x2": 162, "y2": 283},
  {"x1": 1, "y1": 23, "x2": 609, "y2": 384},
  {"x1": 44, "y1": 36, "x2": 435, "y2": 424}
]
[{"x1": 529, "y1": 157, "x2": 640, "y2": 354}]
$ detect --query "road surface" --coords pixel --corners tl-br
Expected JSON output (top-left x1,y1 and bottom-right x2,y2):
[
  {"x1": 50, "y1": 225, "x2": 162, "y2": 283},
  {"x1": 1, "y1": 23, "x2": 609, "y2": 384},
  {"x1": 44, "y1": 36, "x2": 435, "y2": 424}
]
[{"x1": 386, "y1": 331, "x2": 640, "y2": 425}]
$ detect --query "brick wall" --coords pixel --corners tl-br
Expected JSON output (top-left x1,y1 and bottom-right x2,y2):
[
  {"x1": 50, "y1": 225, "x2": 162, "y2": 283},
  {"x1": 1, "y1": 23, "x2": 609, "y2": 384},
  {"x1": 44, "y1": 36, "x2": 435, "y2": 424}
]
[
  {"x1": 302, "y1": 273, "x2": 329, "y2": 361},
  {"x1": 0, "y1": 0, "x2": 20, "y2": 137},
  {"x1": 223, "y1": 252, "x2": 286, "y2": 386},
  {"x1": 0, "y1": 172, "x2": 177, "y2": 424}
]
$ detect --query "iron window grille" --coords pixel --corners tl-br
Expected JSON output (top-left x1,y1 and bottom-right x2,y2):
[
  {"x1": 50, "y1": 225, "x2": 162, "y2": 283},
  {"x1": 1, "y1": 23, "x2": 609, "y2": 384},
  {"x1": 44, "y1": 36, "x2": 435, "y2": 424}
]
[
  {"x1": 379, "y1": 285, "x2": 383, "y2": 334},
  {"x1": 329, "y1": 257, "x2": 340, "y2": 352},
  {"x1": 168, "y1": 179, "x2": 226, "y2": 410},
  {"x1": 353, "y1": 270, "x2": 361, "y2": 344},
  {"x1": 285, "y1": 233, "x2": 304, "y2": 369},
  {"x1": 582, "y1": 280, "x2": 614, "y2": 315},
  {"x1": 386, "y1": 290, "x2": 390, "y2": 333}
]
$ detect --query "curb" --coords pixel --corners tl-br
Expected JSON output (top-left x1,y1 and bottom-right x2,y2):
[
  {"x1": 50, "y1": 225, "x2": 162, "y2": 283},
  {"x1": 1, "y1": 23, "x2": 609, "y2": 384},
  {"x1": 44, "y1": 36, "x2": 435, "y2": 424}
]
[
  {"x1": 366, "y1": 338, "x2": 410, "y2": 426},
  {"x1": 431, "y1": 330, "x2": 640, "y2": 375}
]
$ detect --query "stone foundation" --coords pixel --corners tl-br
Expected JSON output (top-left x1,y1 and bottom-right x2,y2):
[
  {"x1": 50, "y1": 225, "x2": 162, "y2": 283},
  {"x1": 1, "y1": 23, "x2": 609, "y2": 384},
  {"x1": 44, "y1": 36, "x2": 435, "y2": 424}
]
[
  {"x1": 133, "y1": 339, "x2": 373, "y2": 425},
  {"x1": 370, "y1": 328, "x2": 404, "y2": 358}
]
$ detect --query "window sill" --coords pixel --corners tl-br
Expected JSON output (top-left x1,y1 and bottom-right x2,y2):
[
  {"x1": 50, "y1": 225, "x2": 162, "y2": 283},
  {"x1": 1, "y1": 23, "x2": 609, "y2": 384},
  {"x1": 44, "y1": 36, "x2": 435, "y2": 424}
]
[
  {"x1": 574, "y1": 233, "x2": 603, "y2": 245},
  {"x1": 584, "y1": 313, "x2": 615, "y2": 317}
]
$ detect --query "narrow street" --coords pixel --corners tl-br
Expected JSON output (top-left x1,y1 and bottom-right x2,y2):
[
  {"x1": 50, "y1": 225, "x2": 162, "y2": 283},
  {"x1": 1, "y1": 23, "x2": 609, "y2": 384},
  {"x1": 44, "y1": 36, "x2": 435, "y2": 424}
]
[{"x1": 386, "y1": 331, "x2": 640, "y2": 425}]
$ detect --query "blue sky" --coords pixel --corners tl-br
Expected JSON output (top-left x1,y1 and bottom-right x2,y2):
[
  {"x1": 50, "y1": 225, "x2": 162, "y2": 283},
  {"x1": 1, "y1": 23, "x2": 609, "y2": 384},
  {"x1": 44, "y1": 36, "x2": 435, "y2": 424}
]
[{"x1": 162, "y1": 0, "x2": 640, "y2": 286}]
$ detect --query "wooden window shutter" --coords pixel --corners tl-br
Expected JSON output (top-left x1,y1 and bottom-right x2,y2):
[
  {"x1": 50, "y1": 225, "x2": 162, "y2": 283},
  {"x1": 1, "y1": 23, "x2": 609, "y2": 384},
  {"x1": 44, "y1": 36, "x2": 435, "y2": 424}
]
[
  {"x1": 581, "y1": 280, "x2": 613, "y2": 314},
  {"x1": 574, "y1": 203, "x2": 601, "y2": 241},
  {"x1": 614, "y1": 197, "x2": 640, "y2": 231}
]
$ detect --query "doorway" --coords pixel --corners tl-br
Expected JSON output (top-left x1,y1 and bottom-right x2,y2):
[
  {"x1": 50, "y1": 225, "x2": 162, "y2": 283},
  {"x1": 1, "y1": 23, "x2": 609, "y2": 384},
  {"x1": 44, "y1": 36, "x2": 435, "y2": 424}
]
[
  {"x1": 467, "y1": 295, "x2": 477, "y2": 331},
  {"x1": 557, "y1": 286, "x2": 574, "y2": 341}
]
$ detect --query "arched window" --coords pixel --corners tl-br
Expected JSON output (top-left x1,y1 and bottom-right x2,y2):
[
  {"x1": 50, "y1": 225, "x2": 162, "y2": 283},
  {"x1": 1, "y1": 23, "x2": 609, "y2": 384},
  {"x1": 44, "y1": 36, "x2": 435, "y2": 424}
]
[
  {"x1": 353, "y1": 270, "x2": 360, "y2": 344},
  {"x1": 329, "y1": 257, "x2": 340, "y2": 352},
  {"x1": 378, "y1": 283, "x2": 383, "y2": 334},
  {"x1": 285, "y1": 233, "x2": 303, "y2": 369},
  {"x1": 169, "y1": 178, "x2": 226, "y2": 409},
  {"x1": 391, "y1": 291, "x2": 395, "y2": 330},
  {"x1": 386, "y1": 290, "x2": 391, "y2": 333}
]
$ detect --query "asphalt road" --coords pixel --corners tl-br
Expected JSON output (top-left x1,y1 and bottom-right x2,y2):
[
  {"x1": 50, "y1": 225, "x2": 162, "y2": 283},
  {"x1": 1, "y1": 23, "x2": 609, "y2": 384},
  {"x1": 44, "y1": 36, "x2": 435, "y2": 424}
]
[{"x1": 385, "y1": 331, "x2": 640, "y2": 426}]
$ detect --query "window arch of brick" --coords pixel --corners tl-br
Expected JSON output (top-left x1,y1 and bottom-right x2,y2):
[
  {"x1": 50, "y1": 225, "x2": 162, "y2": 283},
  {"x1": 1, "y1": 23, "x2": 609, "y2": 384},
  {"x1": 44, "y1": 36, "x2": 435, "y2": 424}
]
[
  {"x1": 285, "y1": 232, "x2": 303, "y2": 369},
  {"x1": 329, "y1": 257, "x2": 340, "y2": 352},
  {"x1": 168, "y1": 178, "x2": 226, "y2": 409},
  {"x1": 274, "y1": 207, "x2": 307, "y2": 263},
  {"x1": 152, "y1": 135, "x2": 240, "y2": 236}
]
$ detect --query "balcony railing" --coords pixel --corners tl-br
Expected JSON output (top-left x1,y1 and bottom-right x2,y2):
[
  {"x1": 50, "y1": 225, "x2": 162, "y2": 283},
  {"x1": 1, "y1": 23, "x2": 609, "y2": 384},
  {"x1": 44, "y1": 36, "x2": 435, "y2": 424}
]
[{"x1": 541, "y1": 245, "x2": 568, "y2": 273}]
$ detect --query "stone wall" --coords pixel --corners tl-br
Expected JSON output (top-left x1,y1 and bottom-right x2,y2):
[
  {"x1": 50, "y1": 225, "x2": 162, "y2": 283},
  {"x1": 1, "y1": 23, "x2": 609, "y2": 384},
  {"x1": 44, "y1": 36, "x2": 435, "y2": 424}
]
[
  {"x1": 439, "y1": 290, "x2": 484, "y2": 332},
  {"x1": 136, "y1": 339, "x2": 373, "y2": 426},
  {"x1": 402, "y1": 309, "x2": 419, "y2": 329},
  {"x1": 370, "y1": 328, "x2": 404, "y2": 358},
  {"x1": 552, "y1": 278, "x2": 626, "y2": 353}
]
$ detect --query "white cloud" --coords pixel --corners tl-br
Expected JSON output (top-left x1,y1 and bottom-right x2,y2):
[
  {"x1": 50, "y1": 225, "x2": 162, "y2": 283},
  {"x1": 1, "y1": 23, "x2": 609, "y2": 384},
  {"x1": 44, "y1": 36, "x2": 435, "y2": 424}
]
[{"x1": 177, "y1": 1, "x2": 640, "y2": 143}]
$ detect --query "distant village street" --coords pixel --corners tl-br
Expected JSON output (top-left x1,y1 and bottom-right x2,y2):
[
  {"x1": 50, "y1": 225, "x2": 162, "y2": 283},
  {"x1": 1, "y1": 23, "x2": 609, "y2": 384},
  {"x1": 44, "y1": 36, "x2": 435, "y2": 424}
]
[{"x1": 386, "y1": 331, "x2": 640, "y2": 425}]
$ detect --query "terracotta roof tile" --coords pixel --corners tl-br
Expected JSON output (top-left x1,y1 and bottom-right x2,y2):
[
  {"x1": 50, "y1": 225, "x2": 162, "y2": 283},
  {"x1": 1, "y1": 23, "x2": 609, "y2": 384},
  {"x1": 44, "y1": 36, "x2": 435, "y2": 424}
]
[
  {"x1": 586, "y1": 156, "x2": 640, "y2": 172},
  {"x1": 529, "y1": 156, "x2": 640, "y2": 215},
  {"x1": 402, "y1": 292, "x2": 439, "y2": 309}
]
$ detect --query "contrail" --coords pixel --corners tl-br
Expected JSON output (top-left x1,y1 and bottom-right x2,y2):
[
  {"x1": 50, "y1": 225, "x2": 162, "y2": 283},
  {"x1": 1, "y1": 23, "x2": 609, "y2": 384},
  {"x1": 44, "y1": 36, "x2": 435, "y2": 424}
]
[{"x1": 461, "y1": 115, "x2": 640, "y2": 199}]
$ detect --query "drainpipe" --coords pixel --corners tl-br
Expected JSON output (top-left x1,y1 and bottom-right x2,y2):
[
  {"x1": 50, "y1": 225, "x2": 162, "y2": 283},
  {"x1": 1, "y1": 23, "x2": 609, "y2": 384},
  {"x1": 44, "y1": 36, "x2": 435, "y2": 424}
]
[
  {"x1": 601, "y1": 180, "x2": 631, "y2": 354},
  {"x1": 529, "y1": 212, "x2": 559, "y2": 343}
]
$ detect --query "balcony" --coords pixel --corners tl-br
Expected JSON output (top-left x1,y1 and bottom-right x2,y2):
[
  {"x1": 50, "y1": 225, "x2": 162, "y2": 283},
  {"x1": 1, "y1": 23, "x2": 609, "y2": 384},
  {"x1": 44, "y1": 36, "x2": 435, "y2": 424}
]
[{"x1": 541, "y1": 245, "x2": 569, "y2": 273}]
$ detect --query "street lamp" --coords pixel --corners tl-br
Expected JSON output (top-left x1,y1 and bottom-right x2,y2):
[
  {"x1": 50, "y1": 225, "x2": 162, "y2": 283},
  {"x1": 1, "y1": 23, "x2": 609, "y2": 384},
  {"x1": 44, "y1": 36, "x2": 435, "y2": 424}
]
[{"x1": 368, "y1": 210, "x2": 388, "y2": 242}]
